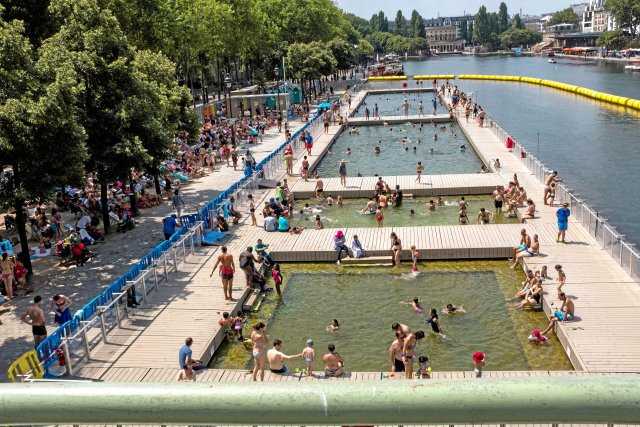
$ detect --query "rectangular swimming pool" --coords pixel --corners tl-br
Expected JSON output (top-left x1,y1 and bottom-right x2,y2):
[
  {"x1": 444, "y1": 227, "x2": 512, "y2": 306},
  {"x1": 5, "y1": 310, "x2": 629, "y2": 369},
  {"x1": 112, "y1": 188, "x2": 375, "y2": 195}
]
[
  {"x1": 314, "y1": 122, "x2": 484, "y2": 178},
  {"x1": 212, "y1": 262, "x2": 573, "y2": 372},
  {"x1": 353, "y1": 92, "x2": 439, "y2": 118},
  {"x1": 291, "y1": 196, "x2": 519, "y2": 228}
]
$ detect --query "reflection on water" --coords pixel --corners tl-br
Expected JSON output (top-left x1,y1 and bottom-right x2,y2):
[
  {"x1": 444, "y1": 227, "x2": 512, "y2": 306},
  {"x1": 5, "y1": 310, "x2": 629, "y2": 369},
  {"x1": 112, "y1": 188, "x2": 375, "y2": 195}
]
[
  {"x1": 212, "y1": 262, "x2": 573, "y2": 372},
  {"x1": 400, "y1": 56, "x2": 640, "y2": 245},
  {"x1": 290, "y1": 196, "x2": 518, "y2": 228}
]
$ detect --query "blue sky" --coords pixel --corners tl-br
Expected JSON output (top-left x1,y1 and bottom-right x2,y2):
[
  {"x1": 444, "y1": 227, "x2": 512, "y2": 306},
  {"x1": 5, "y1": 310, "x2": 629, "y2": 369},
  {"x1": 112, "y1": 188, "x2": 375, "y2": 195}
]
[{"x1": 335, "y1": 0, "x2": 574, "y2": 18}]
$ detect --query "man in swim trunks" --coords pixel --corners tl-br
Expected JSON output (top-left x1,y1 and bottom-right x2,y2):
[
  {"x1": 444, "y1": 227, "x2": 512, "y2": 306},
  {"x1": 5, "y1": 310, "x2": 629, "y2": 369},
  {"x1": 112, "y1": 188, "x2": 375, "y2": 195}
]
[
  {"x1": 267, "y1": 339, "x2": 301, "y2": 373},
  {"x1": 541, "y1": 292, "x2": 575, "y2": 335},
  {"x1": 362, "y1": 197, "x2": 377, "y2": 214},
  {"x1": 492, "y1": 185, "x2": 504, "y2": 214},
  {"x1": 543, "y1": 171, "x2": 561, "y2": 205},
  {"x1": 323, "y1": 343, "x2": 345, "y2": 377},
  {"x1": 210, "y1": 246, "x2": 236, "y2": 300},
  {"x1": 218, "y1": 312, "x2": 234, "y2": 341},
  {"x1": 391, "y1": 322, "x2": 411, "y2": 338},
  {"x1": 389, "y1": 332, "x2": 405, "y2": 373},
  {"x1": 314, "y1": 176, "x2": 324, "y2": 199},
  {"x1": 20, "y1": 296, "x2": 47, "y2": 348}
]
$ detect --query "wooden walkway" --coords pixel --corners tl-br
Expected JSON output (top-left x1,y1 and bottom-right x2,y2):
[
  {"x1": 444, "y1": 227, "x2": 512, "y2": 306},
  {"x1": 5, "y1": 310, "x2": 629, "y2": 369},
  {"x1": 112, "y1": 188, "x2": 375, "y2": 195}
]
[
  {"x1": 348, "y1": 114, "x2": 449, "y2": 125},
  {"x1": 289, "y1": 173, "x2": 503, "y2": 198},
  {"x1": 445, "y1": 94, "x2": 640, "y2": 372}
]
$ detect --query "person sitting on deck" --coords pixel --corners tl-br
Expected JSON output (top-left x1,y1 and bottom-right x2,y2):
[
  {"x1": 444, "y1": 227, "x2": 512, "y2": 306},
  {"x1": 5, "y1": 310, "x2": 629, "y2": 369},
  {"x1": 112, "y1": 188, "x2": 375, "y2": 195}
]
[
  {"x1": 267, "y1": 339, "x2": 301, "y2": 374},
  {"x1": 351, "y1": 235, "x2": 364, "y2": 258},
  {"x1": 323, "y1": 343, "x2": 345, "y2": 377},
  {"x1": 510, "y1": 234, "x2": 540, "y2": 269},
  {"x1": 541, "y1": 292, "x2": 575, "y2": 335},
  {"x1": 179, "y1": 337, "x2": 205, "y2": 371}
]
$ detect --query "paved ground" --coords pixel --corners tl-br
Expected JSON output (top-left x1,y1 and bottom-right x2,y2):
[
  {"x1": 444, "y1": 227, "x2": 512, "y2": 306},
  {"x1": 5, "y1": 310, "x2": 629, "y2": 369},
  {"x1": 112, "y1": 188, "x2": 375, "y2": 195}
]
[{"x1": 0, "y1": 118, "x2": 307, "y2": 381}]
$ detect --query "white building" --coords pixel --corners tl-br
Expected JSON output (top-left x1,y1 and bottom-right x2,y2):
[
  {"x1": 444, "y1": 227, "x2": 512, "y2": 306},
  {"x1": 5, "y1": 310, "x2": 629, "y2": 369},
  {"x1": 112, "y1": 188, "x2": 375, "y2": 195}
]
[{"x1": 582, "y1": 0, "x2": 616, "y2": 32}]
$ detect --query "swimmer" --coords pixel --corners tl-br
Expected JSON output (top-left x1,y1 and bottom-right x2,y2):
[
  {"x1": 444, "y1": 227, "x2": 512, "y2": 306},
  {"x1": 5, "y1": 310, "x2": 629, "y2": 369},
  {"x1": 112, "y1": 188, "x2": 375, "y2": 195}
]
[
  {"x1": 528, "y1": 329, "x2": 548, "y2": 346},
  {"x1": 405, "y1": 147, "x2": 409, "y2": 152},
  {"x1": 433, "y1": 134, "x2": 438, "y2": 141},
  {"x1": 426, "y1": 308, "x2": 445, "y2": 336},
  {"x1": 427, "y1": 200, "x2": 436, "y2": 212},
  {"x1": 460, "y1": 144, "x2": 466, "y2": 150},
  {"x1": 436, "y1": 196, "x2": 444, "y2": 206},
  {"x1": 383, "y1": 122, "x2": 388, "y2": 127},
  {"x1": 411, "y1": 298, "x2": 424, "y2": 313},
  {"x1": 336, "y1": 196, "x2": 343, "y2": 206},
  {"x1": 392, "y1": 322, "x2": 411, "y2": 338},
  {"x1": 326, "y1": 194, "x2": 333, "y2": 206},
  {"x1": 417, "y1": 139, "x2": 421, "y2": 144},
  {"x1": 374, "y1": 147, "x2": 381, "y2": 154},
  {"x1": 413, "y1": 147, "x2": 417, "y2": 153},
  {"x1": 409, "y1": 209, "x2": 416, "y2": 217},
  {"x1": 429, "y1": 148, "x2": 434, "y2": 154},
  {"x1": 346, "y1": 148, "x2": 351, "y2": 155},
  {"x1": 327, "y1": 319, "x2": 340, "y2": 332},
  {"x1": 315, "y1": 215, "x2": 324, "y2": 229},
  {"x1": 443, "y1": 304, "x2": 465, "y2": 315}
]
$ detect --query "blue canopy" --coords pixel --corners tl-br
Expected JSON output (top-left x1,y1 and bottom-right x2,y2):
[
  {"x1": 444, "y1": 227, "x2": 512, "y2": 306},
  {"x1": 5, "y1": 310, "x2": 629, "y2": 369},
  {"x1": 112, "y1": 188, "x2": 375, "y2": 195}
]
[{"x1": 317, "y1": 102, "x2": 332, "y2": 108}]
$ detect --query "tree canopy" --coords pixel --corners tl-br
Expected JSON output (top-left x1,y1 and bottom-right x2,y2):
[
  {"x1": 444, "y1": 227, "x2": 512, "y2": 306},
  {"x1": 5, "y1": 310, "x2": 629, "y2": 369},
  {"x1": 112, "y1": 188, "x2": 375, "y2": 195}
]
[
  {"x1": 546, "y1": 7, "x2": 580, "y2": 27},
  {"x1": 605, "y1": 0, "x2": 640, "y2": 37}
]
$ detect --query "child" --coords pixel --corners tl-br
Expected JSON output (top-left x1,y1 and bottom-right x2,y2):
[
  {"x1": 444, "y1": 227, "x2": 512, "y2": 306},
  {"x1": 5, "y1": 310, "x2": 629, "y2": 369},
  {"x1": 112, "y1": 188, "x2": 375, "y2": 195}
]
[
  {"x1": 555, "y1": 264, "x2": 566, "y2": 297},
  {"x1": 272, "y1": 264, "x2": 283, "y2": 296},
  {"x1": 417, "y1": 355, "x2": 431, "y2": 378},
  {"x1": 326, "y1": 194, "x2": 334, "y2": 206},
  {"x1": 336, "y1": 196, "x2": 343, "y2": 206},
  {"x1": 411, "y1": 297, "x2": 424, "y2": 313},
  {"x1": 248, "y1": 194, "x2": 257, "y2": 226},
  {"x1": 218, "y1": 312, "x2": 234, "y2": 342},
  {"x1": 528, "y1": 329, "x2": 548, "y2": 346},
  {"x1": 302, "y1": 339, "x2": 315, "y2": 376},
  {"x1": 444, "y1": 303, "x2": 465, "y2": 314},
  {"x1": 315, "y1": 215, "x2": 324, "y2": 230},
  {"x1": 410, "y1": 245, "x2": 420, "y2": 272},
  {"x1": 473, "y1": 352, "x2": 485, "y2": 377},
  {"x1": 327, "y1": 319, "x2": 340, "y2": 332},
  {"x1": 375, "y1": 209, "x2": 383, "y2": 228},
  {"x1": 234, "y1": 310, "x2": 246, "y2": 340}
]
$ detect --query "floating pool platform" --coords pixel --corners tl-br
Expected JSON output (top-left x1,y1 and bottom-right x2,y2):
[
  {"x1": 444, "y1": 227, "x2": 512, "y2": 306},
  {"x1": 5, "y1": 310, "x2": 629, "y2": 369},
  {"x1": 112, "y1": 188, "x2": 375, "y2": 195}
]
[{"x1": 289, "y1": 173, "x2": 501, "y2": 198}]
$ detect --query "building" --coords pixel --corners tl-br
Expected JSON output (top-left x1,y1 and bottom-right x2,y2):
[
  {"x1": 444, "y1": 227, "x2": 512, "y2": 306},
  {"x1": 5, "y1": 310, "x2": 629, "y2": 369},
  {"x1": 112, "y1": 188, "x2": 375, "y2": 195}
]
[
  {"x1": 423, "y1": 15, "x2": 473, "y2": 40},
  {"x1": 522, "y1": 15, "x2": 543, "y2": 33},
  {"x1": 582, "y1": 0, "x2": 616, "y2": 32},
  {"x1": 542, "y1": 23, "x2": 580, "y2": 47},
  {"x1": 425, "y1": 26, "x2": 465, "y2": 53}
]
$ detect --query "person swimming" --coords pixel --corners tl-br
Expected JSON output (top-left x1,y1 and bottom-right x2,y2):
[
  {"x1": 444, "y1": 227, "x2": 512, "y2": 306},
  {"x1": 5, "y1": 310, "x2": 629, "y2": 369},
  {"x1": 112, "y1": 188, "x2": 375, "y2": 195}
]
[
  {"x1": 443, "y1": 304, "x2": 465, "y2": 315},
  {"x1": 409, "y1": 209, "x2": 416, "y2": 217},
  {"x1": 412, "y1": 298, "x2": 423, "y2": 313},
  {"x1": 426, "y1": 309, "x2": 444, "y2": 335},
  {"x1": 327, "y1": 319, "x2": 340, "y2": 332}
]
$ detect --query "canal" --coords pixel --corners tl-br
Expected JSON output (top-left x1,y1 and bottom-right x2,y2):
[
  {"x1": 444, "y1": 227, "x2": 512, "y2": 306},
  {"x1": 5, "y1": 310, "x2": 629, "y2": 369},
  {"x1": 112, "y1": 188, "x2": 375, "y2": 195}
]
[{"x1": 403, "y1": 56, "x2": 640, "y2": 246}]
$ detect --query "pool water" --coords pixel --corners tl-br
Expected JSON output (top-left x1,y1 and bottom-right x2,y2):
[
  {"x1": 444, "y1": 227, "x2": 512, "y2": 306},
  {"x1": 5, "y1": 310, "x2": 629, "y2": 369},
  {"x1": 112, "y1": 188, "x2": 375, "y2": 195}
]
[
  {"x1": 354, "y1": 92, "x2": 440, "y2": 118},
  {"x1": 212, "y1": 262, "x2": 573, "y2": 372},
  {"x1": 291, "y1": 196, "x2": 518, "y2": 228},
  {"x1": 314, "y1": 123, "x2": 484, "y2": 177}
]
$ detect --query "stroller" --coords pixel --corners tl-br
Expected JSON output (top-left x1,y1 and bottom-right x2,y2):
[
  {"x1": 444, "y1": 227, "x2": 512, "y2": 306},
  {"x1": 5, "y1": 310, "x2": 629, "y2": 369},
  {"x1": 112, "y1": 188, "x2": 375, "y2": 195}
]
[
  {"x1": 116, "y1": 209, "x2": 135, "y2": 233},
  {"x1": 71, "y1": 242, "x2": 95, "y2": 266},
  {"x1": 251, "y1": 272, "x2": 271, "y2": 292}
]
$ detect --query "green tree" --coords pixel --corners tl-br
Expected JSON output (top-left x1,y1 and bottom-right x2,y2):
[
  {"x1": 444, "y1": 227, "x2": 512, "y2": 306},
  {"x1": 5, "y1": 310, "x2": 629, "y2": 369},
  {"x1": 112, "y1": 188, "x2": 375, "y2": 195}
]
[
  {"x1": 287, "y1": 41, "x2": 336, "y2": 98},
  {"x1": 498, "y1": 2, "x2": 509, "y2": 33},
  {"x1": 459, "y1": 19, "x2": 468, "y2": 42},
  {"x1": 0, "y1": 0, "x2": 59, "y2": 45},
  {"x1": 597, "y1": 28, "x2": 630, "y2": 49},
  {"x1": 378, "y1": 11, "x2": 389, "y2": 32},
  {"x1": 546, "y1": 7, "x2": 580, "y2": 27},
  {"x1": 0, "y1": 9, "x2": 86, "y2": 271},
  {"x1": 394, "y1": 10, "x2": 406, "y2": 36},
  {"x1": 499, "y1": 28, "x2": 542, "y2": 48},
  {"x1": 605, "y1": 0, "x2": 640, "y2": 37},
  {"x1": 410, "y1": 10, "x2": 425, "y2": 38},
  {"x1": 472, "y1": 6, "x2": 490, "y2": 44},
  {"x1": 328, "y1": 37, "x2": 355, "y2": 71},
  {"x1": 511, "y1": 13, "x2": 524, "y2": 30}
]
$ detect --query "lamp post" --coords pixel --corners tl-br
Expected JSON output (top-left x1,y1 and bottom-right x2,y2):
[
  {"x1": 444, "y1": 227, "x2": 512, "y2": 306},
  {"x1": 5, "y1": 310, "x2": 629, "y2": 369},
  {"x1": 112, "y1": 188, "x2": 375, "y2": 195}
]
[
  {"x1": 224, "y1": 73, "x2": 236, "y2": 146},
  {"x1": 274, "y1": 65, "x2": 281, "y2": 115}
]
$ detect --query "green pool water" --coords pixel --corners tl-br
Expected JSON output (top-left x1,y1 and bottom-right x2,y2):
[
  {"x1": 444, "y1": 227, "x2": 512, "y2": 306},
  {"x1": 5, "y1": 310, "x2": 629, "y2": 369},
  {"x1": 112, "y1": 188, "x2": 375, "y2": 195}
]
[
  {"x1": 291, "y1": 196, "x2": 518, "y2": 228},
  {"x1": 212, "y1": 262, "x2": 573, "y2": 372},
  {"x1": 314, "y1": 122, "x2": 484, "y2": 178},
  {"x1": 355, "y1": 92, "x2": 439, "y2": 118}
]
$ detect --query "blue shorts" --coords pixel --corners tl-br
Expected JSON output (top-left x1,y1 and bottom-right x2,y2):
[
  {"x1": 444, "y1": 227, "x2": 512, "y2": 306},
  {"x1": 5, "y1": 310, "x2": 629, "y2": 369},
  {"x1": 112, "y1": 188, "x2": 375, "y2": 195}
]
[
  {"x1": 554, "y1": 310, "x2": 574, "y2": 321},
  {"x1": 558, "y1": 222, "x2": 568, "y2": 231}
]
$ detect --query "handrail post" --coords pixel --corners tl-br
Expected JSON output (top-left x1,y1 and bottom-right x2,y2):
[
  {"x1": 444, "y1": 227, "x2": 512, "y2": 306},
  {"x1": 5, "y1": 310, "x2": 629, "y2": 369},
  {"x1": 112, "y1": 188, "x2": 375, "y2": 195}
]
[
  {"x1": 112, "y1": 293, "x2": 124, "y2": 328},
  {"x1": 80, "y1": 321, "x2": 92, "y2": 361},
  {"x1": 97, "y1": 308, "x2": 108, "y2": 343},
  {"x1": 172, "y1": 246, "x2": 178, "y2": 271},
  {"x1": 62, "y1": 339, "x2": 74, "y2": 376}
]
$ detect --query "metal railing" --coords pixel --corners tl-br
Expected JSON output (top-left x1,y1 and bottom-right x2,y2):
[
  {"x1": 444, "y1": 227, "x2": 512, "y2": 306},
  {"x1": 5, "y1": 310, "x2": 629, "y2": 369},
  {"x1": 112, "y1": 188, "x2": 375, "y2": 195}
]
[
  {"x1": 483, "y1": 112, "x2": 640, "y2": 281},
  {"x1": 2, "y1": 376, "x2": 640, "y2": 425},
  {"x1": 33, "y1": 221, "x2": 205, "y2": 378}
]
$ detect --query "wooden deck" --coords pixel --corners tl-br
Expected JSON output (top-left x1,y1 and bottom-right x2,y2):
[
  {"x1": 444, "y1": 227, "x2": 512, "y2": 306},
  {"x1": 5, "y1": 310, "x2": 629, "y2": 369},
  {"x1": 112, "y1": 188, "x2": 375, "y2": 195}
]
[
  {"x1": 289, "y1": 173, "x2": 503, "y2": 198},
  {"x1": 444, "y1": 94, "x2": 640, "y2": 372},
  {"x1": 348, "y1": 114, "x2": 450, "y2": 125}
]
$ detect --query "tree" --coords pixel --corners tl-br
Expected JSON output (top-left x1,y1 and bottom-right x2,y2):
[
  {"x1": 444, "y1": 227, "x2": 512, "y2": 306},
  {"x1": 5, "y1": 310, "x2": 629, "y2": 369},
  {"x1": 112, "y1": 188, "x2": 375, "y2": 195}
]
[
  {"x1": 394, "y1": 10, "x2": 406, "y2": 36},
  {"x1": 597, "y1": 28, "x2": 630, "y2": 49},
  {"x1": 379, "y1": 11, "x2": 389, "y2": 32},
  {"x1": 0, "y1": 9, "x2": 86, "y2": 272},
  {"x1": 328, "y1": 37, "x2": 355, "y2": 71},
  {"x1": 287, "y1": 41, "x2": 336, "y2": 98},
  {"x1": 410, "y1": 10, "x2": 425, "y2": 38},
  {"x1": 605, "y1": 0, "x2": 640, "y2": 37},
  {"x1": 499, "y1": 28, "x2": 542, "y2": 48},
  {"x1": 511, "y1": 13, "x2": 524, "y2": 30},
  {"x1": 546, "y1": 7, "x2": 580, "y2": 27},
  {"x1": 0, "y1": 0, "x2": 59, "y2": 46},
  {"x1": 498, "y1": 2, "x2": 509, "y2": 33},
  {"x1": 472, "y1": 6, "x2": 490, "y2": 44}
]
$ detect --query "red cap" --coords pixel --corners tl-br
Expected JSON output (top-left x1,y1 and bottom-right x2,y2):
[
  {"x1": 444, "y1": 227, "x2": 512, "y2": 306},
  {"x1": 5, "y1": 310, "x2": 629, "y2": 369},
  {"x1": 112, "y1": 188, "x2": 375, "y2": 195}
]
[{"x1": 473, "y1": 352, "x2": 485, "y2": 362}]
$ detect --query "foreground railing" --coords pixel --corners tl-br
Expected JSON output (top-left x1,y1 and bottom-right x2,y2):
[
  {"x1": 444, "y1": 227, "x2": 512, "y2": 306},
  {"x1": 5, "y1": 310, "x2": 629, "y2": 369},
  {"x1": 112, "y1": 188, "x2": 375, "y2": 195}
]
[
  {"x1": 1, "y1": 376, "x2": 639, "y2": 425},
  {"x1": 483, "y1": 112, "x2": 640, "y2": 281}
]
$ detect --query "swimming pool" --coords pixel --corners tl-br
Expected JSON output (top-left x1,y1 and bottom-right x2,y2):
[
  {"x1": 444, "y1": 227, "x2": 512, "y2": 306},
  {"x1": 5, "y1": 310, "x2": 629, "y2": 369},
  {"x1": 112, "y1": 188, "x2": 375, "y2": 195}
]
[
  {"x1": 212, "y1": 262, "x2": 573, "y2": 372},
  {"x1": 313, "y1": 123, "x2": 484, "y2": 178},
  {"x1": 354, "y1": 92, "x2": 439, "y2": 118},
  {"x1": 291, "y1": 196, "x2": 518, "y2": 228}
]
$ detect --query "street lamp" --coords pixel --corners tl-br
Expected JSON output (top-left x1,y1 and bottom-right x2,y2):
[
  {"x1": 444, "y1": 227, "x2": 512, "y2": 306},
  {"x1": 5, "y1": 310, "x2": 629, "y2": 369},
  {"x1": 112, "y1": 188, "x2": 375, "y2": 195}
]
[
  {"x1": 224, "y1": 73, "x2": 236, "y2": 146},
  {"x1": 274, "y1": 65, "x2": 280, "y2": 115}
]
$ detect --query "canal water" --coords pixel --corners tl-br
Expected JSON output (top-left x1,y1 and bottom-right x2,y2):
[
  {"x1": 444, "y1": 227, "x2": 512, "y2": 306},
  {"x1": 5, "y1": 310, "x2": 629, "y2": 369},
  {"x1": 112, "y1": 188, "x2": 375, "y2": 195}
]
[{"x1": 401, "y1": 56, "x2": 640, "y2": 246}]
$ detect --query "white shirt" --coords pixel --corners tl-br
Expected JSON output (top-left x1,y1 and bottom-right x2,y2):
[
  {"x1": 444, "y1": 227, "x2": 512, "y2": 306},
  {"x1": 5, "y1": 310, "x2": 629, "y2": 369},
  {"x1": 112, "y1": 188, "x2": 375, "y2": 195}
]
[
  {"x1": 264, "y1": 216, "x2": 277, "y2": 232},
  {"x1": 76, "y1": 215, "x2": 91, "y2": 229}
]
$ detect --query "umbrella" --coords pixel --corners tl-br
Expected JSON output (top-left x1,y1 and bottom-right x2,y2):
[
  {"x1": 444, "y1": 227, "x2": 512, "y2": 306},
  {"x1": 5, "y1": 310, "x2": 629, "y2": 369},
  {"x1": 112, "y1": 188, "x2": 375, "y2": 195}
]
[{"x1": 317, "y1": 102, "x2": 332, "y2": 108}]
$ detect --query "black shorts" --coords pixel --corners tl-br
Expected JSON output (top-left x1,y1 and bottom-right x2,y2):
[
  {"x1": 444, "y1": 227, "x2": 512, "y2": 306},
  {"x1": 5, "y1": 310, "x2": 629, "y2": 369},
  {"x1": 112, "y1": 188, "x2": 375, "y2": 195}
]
[
  {"x1": 317, "y1": 189, "x2": 323, "y2": 194},
  {"x1": 394, "y1": 358, "x2": 405, "y2": 372},
  {"x1": 32, "y1": 325, "x2": 47, "y2": 336},
  {"x1": 494, "y1": 200, "x2": 503, "y2": 208}
]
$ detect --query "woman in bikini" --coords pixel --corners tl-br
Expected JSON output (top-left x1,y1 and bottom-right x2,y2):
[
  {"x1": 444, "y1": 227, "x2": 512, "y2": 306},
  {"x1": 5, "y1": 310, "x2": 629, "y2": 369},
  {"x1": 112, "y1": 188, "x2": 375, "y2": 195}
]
[
  {"x1": 1, "y1": 253, "x2": 16, "y2": 300},
  {"x1": 389, "y1": 232, "x2": 402, "y2": 267},
  {"x1": 248, "y1": 195, "x2": 257, "y2": 226},
  {"x1": 251, "y1": 322, "x2": 268, "y2": 381},
  {"x1": 402, "y1": 330, "x2": 425, "y2": 379},
  {"x1": 510, "y1": 234, "x2": 540, "y2": 268}
]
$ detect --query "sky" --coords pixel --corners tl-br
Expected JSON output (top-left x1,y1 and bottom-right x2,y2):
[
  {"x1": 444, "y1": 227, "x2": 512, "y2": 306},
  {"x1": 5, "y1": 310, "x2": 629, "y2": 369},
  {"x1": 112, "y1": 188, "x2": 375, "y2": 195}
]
[{"x1": 334, "y1": 0, "x2": 576, "y2": 19}]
